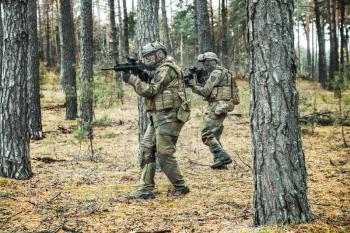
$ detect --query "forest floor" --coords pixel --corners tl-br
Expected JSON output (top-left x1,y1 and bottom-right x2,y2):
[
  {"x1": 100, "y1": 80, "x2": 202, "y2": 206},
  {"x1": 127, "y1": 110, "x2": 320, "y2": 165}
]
[{"x1": 0, "y1": 71, "x2": 349, "y2": 233}]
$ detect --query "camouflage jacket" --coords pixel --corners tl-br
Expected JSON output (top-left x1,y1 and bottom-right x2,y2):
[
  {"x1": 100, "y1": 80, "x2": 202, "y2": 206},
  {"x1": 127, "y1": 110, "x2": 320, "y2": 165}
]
[
  {"x1": 191, "y1": 66, "x2": 237, "y2": 114},
  {"x1": 127, "y1": 58, "x2": 185, "y2": 127}
]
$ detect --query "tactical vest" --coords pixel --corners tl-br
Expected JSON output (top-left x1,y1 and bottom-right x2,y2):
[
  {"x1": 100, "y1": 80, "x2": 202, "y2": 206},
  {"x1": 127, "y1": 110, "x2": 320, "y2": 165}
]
[
  {"x1": 145, "y1": 61, "x2": 186, "y2": 112},
  {"x1": 208, "y1": 66, "x2": 240, "y2": 105}
]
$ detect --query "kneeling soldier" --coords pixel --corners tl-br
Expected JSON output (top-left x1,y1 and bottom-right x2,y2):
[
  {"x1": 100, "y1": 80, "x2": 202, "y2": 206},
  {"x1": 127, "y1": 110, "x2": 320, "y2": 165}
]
[
  {"x1": 188, "y1": 52, "x2": 240, "y2": 169},
  {"x1": 123, "y1": 41, "x2": 190, "y2": 199}
]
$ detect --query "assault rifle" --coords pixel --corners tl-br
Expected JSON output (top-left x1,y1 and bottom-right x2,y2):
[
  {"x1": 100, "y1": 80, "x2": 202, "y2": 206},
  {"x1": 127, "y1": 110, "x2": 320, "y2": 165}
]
[
  {"x1": 183, "y1": 66, "x2": 207, "y2": 87},
  {"x1": 101, "y1": 55, "x2": 150, "y2": 82}
]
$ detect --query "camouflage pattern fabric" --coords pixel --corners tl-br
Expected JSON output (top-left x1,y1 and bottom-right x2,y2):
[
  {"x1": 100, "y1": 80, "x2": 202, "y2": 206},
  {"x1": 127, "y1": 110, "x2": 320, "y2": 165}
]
[
  {"x1": 127, "y1": 58, "x2": 188, "y2": 194},
  {"x1": 191, "y1": 66, "x2": 233, "y2": 164},
  {"x1": 201, "y1": 111, "x2": 227, "y2": 155}
]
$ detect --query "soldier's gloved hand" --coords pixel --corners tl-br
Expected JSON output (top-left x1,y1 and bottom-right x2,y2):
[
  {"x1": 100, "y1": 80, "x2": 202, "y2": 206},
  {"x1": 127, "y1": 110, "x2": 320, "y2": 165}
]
[{"x1": 122, "y1": 71, "x2": 131, "y2": 83}]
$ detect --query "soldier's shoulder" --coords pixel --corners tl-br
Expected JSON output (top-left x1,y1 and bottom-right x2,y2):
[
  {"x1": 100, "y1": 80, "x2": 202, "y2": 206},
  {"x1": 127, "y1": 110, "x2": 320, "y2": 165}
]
[{"x1": 210, "y1": 68, "x2": 223, "y2": 77}]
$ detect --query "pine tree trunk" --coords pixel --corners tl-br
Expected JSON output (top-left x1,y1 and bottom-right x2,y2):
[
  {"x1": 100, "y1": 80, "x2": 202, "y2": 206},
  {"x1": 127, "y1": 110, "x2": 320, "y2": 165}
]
[
  {"x1": 46, "y1": 0, "x2": 52, "y2": 67},
  {"x1": 193, "y1": 0, "x2": 199, "y2": 55},
  {"x1": 0, "y1": 0, "x2": 32, "y2": 180},
  {"x1": 314, "y1": 0, "x2": 327, "y2": 88},
  {"x1": 53, "y1": 0, "x2": 61, "y2": 70},
  {"x1": 0, "y1": 4, "x2": 2, "y2": 78},
  {"x1": 209, "y1": 0, "x2": 215, "y2": 52},
  {"x1": 346, "y1": 26, "x2": 349, "y2": 64},
  {"x1": 60, "y1": 0, "x2": 77, "y2": 120},
  {"x1": 136, "y1": 0, "x2": 159, "y2": 166},
  {"x1": 221, "y1": 0, "x2": 228, "y2": 67},
  {"x1": 50, "y1": 5, "x2": 57, "y2": 66},
  {"x1": 247, "y1": 0, "x2": 313, "y2": 225},
  {"x1": 28, "y1": 0, "x2": 43, "y2": 140},
  {"x1": 122, "y1": 0, "x2": 129, "y2": 55},
  {"x1": 304, "y1": 12, "x2": 311, "y2": 75},
  {"x1": 37, "y1": 0, "x2": 43, "y2": 60},
  {"x1": 117, "y1": 0, "x2": 124, "y2": 60},
  {"x1": 109, "y1": 0, "x2": 119, "y2": 67},
  {"x1": 109, "y1": 0, "x2": 123, "y2": 101},
  {"x1": 96, "y1": 0, "x2": 102, "y2": 45},
  {"x1": 328, "y1": 0, "x2": 339, "y2": 83},
  {"x1": 161, "y1": 0, "x2": 171, "y2": 53},
  {"x1": 339, "y1": 0, "x2": 345, "y2": 69},
  {"x1": 196, "y1": 0, "x2": 212, "y2": 53},
  {"x1": 80, "y1": 0, "x2": 94, "y2": 138},
  {"x1": 311, "y1": 19, "x2": 315, "y2": 81}
]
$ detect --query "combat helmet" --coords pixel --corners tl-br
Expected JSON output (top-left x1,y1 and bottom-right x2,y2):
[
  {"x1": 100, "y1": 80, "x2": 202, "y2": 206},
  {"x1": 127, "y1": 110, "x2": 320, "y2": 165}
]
[
  {"x1": 141, "y1": 41, "x2": 168, "y2": 57},
  {"x1": 197, "y1": 52, "x2": 219, "y2": 62}
]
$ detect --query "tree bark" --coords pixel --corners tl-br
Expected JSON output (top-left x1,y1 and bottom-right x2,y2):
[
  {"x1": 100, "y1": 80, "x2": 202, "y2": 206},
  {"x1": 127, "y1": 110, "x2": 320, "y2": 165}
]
[
  {"x1": 79, "y1": 0, "x2": 94, "y2": 138},
  {"x1": 221, "y1": 0, "x2": 228, "y2": 67},
  {"x1": 193, "y1": 0, "x2": 199, "y2": 55},
  {"x1": 122, "y1": 0, "x2": 129, "y2": 55},
  {"x1": 117, "y1": 0, "x2": 123, "y2": 59},
  {"x1": 161, "y1": 0, "x2": 171, "y2": 53},
  {"x1": 209, "y1": 0, "x2": 215, "y2": 51},
  {"x1": 53, "y1": 0, "x2": 60, "y2": 69},
  {"x1": 136, "y1": 0, "x2": 159, "y2": 166},
  {"x1": 59, "y1": 0, "x2": 77, "y2": 120},
  {"x1": 37, "y1": 0, "x2": 43, "y2": 60},
  {"x1": 314, "y1": 0, "x2": 327, "y2": 88},
  {"x1": 0, "y1": 4, "x2": 2, "y2": 80},
  {"x1": 327, "y1": 0, "x2": 339, "y2": 83},
  {"x1": 45, "y1": 0, "x2": 52, "y2": 67},
  {"x1": 247, "y1": 0, "x2": 313, "y2": 225},
  {"x1": 339, "y1": 0, "x2": 345, "y2": 69},
  {"x1": 346, "y1": 26, "x2": 349, "y2": 64},
  {"x1": 304, "y1": 11, "x2": 311, "y2": 76},
  {"x1": 196, "y1": 0, "x2": 212, "y2": 53},
  {"x1": 0, "y1": 0, "x2": 32, "y2": 180},
  {"x1": 28, "y1": 0, "x2": 43, "y2": 140},
  {"x1": 109, "y1": 0, "x2": 123, "y2": 102}
]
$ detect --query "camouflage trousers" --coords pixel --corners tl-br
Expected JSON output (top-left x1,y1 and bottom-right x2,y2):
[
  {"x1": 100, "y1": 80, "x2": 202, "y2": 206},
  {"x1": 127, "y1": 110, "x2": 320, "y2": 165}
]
[
  {"x1": 139, "y1": 120, "x2": 187, "y2": 191},
  {"x1": 201, "y1": 111, "x2": 227, "y2": 156}
]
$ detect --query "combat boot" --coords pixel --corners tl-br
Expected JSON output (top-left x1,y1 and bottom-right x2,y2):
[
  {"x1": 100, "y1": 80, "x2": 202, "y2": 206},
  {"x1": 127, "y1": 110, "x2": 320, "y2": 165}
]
[
  {"x1": 211, "y1": 151, "x2": 232, "y2": 169},
  {"x1": 128, "y1": 189, "x2": 155, "y2": 200},
  {"x1": 168, "y1": 186, "x2": 190, "y2": 196}
]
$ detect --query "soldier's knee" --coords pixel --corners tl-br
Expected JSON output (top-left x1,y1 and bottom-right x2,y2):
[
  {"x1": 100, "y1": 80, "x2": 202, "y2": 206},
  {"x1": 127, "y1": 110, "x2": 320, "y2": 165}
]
[
  {"x1": 142, "y1": 147, "x2": 156, "y2": 165},
  {"x1": 201, "y1": 129, "x2": 212, "y2": 145},
  {"x1": 157, "y1": 143, "x2": 176, "y2": 157}
]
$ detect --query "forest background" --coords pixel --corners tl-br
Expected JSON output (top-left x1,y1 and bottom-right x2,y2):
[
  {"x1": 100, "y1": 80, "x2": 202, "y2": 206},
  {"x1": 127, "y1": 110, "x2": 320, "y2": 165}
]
[{"x1": 0, "y1": 0, "x2": 349, "y2": 232}]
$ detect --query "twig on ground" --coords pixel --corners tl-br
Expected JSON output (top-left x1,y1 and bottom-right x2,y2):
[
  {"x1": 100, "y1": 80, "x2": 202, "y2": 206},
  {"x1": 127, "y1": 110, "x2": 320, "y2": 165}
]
[
  {"x1": 187, "y1": 159, "x2": 211, "y2": 167},
  {"x1": 0, "y1": 210, "x2": 23, "y2": 227},
  {"x1": 47, "y1": 192, "x2": 62, "y2": 204},
  {"x1": 232, "y1": 150, "x2": 253, "y2": 171}
]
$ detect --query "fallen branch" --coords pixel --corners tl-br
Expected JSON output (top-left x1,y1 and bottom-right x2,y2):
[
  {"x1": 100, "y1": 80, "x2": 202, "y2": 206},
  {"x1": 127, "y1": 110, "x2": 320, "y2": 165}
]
[
  {"x1": 299, "y1": 110, "x2": 350, "y2": 126},
  {"x1": 0, "y1": 210, "x2": 23, "y2": 227},
  {"x1": 232, "y1": 150, "x2": 253, "y2": 171}
]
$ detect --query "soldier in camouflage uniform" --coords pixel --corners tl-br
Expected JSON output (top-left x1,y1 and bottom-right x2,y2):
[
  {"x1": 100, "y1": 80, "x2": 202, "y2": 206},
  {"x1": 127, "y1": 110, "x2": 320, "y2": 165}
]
[
  {"x1": 122, "y1": 41, "x2": 190, "y2": 199},
  {"x1": 188, "y1": 52, "x2": 240, "y2": 169}
]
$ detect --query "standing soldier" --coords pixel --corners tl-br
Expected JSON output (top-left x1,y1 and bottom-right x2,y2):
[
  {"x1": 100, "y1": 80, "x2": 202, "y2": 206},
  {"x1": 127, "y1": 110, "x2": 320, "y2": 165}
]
[
  {"x1": 187, "y1": 52, "x2": 240, "y2": 169},
  {"x1": 122, "y1": 41, "x2": 191, "y2": 199}
]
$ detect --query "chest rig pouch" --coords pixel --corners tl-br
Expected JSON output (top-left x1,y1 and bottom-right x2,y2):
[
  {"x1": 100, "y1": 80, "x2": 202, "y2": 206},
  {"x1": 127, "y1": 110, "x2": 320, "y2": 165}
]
[
  {"x1": 145, "y1": 62, "x2": 191, "y2": 122},
  {"x1": 209, "y1": 68, "x2": 240, "y2": 106}
]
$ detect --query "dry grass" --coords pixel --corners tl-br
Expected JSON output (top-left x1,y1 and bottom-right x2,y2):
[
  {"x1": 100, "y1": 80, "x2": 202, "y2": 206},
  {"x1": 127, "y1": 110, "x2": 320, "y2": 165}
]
[{"x1": 0, "y1": 74, "x2": 349, "y2": 233}]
